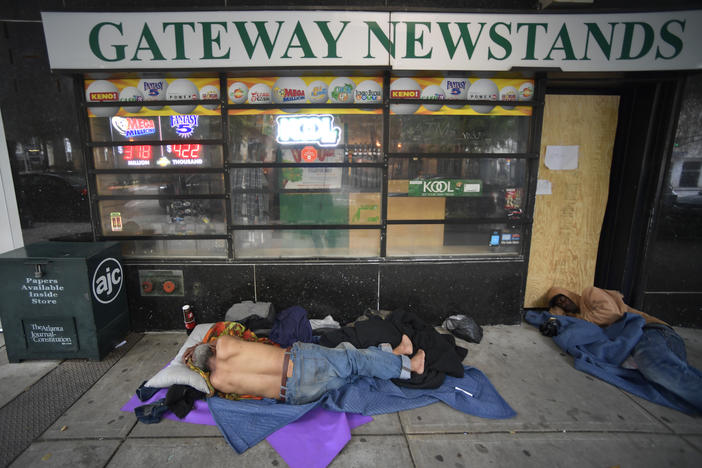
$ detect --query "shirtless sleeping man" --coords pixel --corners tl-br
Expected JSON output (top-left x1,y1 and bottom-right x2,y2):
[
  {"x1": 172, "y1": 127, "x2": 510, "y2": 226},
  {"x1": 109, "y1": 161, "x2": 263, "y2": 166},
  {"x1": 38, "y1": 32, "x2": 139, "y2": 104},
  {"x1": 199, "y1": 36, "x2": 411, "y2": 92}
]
[{"x1": 183, "y1": 333, "x2": 425, "y2": 405}]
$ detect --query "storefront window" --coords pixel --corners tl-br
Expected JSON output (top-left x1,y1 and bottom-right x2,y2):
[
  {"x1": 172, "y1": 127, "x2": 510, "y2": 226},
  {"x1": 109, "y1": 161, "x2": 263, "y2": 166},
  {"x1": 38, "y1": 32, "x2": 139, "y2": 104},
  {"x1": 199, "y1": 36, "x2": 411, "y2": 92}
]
[
  {"x1": 85, "y1": 77, "x2": 227, "y2": 254},
  {"x1": 385, "y1": 76, "x2": 533, "y2": 256},
  {"x1": 84, "y1": 74, "x2": 536, "y2": 259}
]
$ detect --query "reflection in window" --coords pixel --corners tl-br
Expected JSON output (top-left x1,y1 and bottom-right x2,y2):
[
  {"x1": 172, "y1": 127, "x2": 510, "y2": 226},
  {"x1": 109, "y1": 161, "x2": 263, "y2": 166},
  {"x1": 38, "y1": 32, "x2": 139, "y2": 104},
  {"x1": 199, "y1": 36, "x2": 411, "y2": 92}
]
[
  {"x1": 98, "y1": 200, "x2": 226, "y2": 236},
  {"x1": 233, "y1": 229, "x2": 380, "y2": 258},
  {"x1": 387, "y1": 224, "x2": 521, "y2": 257},
  {"x1": 389, "y1": 114, "x2": 530, "y2": 153},
  {"x1": 679, "y1": 161, "x2": 701, "y2": 187},
  {"x1": 121, "y1": 239, "x2": 227, "y2": 258},
  {"x1": 96, "y1": 174, "x2": 225, "y2": 196},
  {"x1": 229, "y1": 168, "x2": 381, "y2": 226}
]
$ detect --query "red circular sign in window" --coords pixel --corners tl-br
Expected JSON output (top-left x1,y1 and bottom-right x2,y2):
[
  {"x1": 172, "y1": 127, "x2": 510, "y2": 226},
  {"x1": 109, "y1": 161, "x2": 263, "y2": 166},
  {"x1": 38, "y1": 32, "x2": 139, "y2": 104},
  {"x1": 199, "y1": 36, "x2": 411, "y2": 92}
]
[{"x1": 301, "y1": 146, "x2": 317, "y2": 162}]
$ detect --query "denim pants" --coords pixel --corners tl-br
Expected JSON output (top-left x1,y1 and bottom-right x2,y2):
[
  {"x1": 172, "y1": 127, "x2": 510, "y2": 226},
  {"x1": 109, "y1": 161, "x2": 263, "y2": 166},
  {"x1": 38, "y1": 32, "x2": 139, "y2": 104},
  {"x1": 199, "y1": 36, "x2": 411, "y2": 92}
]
[
  {"x1": 632, "y1": 324, "x2": 702, "y2": 412},
  {"x1": 284, "y1": 342, "x2": 411, "y2": 405}
]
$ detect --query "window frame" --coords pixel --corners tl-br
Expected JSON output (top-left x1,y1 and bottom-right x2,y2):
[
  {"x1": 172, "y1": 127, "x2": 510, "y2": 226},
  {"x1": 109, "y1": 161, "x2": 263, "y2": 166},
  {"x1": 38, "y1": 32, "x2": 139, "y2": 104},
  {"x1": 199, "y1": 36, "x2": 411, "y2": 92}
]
[{"x1": 80, "y1": 72, "x2": 542, "y2": 260}]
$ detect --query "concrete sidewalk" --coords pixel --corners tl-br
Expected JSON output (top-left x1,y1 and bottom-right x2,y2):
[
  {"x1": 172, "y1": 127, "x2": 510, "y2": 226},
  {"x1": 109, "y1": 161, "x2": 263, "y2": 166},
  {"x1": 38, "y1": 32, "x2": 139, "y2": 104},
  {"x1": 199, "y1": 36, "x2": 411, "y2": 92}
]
[{"x1": 1, "y1": 322, "x2": 701, "y2": 467}]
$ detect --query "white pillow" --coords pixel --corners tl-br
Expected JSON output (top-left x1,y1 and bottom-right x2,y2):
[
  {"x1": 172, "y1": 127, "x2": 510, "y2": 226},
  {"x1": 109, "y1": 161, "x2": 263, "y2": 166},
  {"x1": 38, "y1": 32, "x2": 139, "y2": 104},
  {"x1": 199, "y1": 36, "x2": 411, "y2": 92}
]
[{"x1": 145, "y1": 323, "x2": 214, "y2": 394}]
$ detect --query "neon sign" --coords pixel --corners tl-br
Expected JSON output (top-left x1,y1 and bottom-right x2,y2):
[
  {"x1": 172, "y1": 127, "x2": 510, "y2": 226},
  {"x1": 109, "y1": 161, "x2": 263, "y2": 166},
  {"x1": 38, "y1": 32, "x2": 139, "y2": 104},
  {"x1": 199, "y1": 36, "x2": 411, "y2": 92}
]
[
  {"x1": 111, "y1": 117, "x2": 156, "y2": 137},
  {"x1": 276, "y1": 114, "x2": 341, "y2": 147},
  {"x1": 170, "y1": 115, "x2": 199, "y2": 138}
]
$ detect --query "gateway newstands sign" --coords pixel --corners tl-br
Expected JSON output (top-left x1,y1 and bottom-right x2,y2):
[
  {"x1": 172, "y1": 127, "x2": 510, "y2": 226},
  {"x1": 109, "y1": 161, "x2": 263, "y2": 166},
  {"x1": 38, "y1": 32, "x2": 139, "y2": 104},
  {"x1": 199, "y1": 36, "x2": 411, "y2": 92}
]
[{"x1": 41, "y1": 10, "x2": 702, "y2": 72}]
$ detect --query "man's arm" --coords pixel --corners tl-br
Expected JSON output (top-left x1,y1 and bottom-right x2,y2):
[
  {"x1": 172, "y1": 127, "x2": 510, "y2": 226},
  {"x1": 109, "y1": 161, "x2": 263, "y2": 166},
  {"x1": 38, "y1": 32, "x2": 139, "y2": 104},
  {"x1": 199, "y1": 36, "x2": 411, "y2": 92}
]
[{"x1": 182, "y1": 344, "x2": 198, "y2": 363}]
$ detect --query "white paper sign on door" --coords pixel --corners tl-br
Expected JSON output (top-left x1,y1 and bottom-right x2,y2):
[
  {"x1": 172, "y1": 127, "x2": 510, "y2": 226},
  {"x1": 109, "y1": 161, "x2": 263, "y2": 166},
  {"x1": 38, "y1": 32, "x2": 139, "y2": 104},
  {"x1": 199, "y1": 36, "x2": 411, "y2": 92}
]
[{"x1": 545, "y1": 145, "x2": 579, "y2": 170}]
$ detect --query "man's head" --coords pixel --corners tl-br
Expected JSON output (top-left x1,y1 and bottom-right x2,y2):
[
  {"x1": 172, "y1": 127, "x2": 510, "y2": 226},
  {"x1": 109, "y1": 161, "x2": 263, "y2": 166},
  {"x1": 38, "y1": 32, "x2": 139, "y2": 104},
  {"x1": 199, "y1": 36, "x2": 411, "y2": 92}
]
[
  {"x1": 550, "y1": 294, "x2": 579, "y2": 314},
  {"x1": 546, "y1": 287, "x2": 581, "y2": 316},
  {"x1": 191, "y1": 343, "x2": 215, "y2": 373}
]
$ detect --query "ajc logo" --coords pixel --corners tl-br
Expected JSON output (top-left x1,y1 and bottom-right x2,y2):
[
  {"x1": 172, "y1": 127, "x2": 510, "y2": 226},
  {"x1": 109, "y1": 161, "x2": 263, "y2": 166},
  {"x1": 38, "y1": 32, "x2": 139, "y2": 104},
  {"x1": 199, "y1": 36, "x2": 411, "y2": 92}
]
[{"x1": 92, "y1": 257, "x2": 123, "y2": 304}]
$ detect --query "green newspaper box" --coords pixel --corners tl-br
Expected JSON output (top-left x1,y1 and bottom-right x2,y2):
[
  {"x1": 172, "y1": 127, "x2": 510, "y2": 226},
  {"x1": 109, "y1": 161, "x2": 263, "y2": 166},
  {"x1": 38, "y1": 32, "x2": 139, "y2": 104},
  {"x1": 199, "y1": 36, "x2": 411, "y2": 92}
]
[{"x1": 0, "y1": 241, "x2": 129, "y2": 362}]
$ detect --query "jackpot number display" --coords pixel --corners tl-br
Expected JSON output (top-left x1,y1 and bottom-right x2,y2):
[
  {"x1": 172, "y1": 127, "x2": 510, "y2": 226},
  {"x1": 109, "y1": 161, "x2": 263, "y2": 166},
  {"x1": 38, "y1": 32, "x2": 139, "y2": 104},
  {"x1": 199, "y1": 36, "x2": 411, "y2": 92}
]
[
  {"x1": 122, "y1": 145, "x2": 152, "y2": 160},
  {"x1": 169, "y1": 144, "x2": 201, "y2": 159}
]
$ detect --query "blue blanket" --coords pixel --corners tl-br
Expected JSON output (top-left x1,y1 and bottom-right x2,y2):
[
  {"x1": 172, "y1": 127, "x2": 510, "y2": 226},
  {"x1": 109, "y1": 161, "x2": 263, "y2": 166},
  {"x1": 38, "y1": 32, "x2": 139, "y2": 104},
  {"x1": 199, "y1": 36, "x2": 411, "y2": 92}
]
[
  {"x1": 209, "y1": 365, "x2": 515, "y2": 453},
  {"x1": 524, "y1": 310, "x2": 697, "y2": 414}
]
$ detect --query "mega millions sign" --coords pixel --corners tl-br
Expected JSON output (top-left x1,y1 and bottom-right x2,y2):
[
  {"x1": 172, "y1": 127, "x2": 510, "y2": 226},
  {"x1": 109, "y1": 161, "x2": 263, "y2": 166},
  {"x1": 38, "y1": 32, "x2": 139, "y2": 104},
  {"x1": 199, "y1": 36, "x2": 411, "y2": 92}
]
[{"x1": 42, "y1": 10, "x2": 702, "y2": 71}]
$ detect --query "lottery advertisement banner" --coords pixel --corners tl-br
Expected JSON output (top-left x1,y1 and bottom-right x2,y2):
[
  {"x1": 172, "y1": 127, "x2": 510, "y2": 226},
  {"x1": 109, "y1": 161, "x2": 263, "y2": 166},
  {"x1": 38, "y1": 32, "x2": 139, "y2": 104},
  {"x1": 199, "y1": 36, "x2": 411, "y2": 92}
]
[
  {"x1": 389, "y1": 77, "x2": 533, "y2": 116},
  {"x1": 227, "y1": 76, "x2": 383, "y2": 115},
  {"x1": 225, "y1": 76, "x2": 533, "y2": 116},
  {"x1": 84, "y1": 77, "x2": 220, "y2": 117}
]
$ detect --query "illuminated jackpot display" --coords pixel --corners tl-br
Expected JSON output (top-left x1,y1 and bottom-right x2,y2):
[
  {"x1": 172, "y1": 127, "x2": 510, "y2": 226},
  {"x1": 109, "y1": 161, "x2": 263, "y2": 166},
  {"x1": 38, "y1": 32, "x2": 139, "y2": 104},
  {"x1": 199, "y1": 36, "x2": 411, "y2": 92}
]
[
  {"x1": 167, "y1": 144, "x2": 203, "y2": 165},
  {"x1": 118, "y1": 144, "x2": 203, "y2": 167},
  {"x1": 120, "y1": 145, "x2": 152, "y2": 166}
]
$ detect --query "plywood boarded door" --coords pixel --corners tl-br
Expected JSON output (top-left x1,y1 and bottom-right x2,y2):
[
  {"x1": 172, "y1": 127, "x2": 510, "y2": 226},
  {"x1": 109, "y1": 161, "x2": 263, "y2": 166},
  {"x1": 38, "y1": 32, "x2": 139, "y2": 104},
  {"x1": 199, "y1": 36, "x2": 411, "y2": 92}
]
[{"x1": 524, "y1": 94, "x2": 620, "y2": 307}]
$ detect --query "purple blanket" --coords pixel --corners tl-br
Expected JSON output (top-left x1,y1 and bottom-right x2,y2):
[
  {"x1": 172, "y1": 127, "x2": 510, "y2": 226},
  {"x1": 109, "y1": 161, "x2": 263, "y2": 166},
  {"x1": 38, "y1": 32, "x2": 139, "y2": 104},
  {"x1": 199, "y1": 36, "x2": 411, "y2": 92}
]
[{"x1": 121, "y1": 392, "x2": 371, "y2": 467}]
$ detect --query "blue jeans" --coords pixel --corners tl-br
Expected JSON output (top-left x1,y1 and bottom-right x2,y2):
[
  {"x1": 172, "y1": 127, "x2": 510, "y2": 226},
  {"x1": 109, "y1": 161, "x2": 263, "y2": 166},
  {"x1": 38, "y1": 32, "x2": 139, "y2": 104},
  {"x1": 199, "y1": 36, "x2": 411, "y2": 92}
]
[
  {"x1": 632, "y1": 324, "x2": 702, "y2": 412},
  {"x1": 284, "y1": 342, "x2": 411, "y2": 405}
]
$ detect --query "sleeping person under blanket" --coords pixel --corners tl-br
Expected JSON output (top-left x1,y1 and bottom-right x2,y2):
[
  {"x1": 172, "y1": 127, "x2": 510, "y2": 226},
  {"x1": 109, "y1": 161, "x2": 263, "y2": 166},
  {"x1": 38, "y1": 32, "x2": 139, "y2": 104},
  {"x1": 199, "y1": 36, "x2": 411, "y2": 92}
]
[{"x1": 183, "y1": 321, "x2": 425, "y2": 405}]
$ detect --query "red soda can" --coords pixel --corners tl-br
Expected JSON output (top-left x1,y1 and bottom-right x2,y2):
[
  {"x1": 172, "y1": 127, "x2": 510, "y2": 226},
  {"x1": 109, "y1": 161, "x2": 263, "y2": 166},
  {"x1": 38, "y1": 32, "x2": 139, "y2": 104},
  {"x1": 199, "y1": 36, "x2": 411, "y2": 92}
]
[{"x1": 182, "y1": 305, "x2": 196, "y2": 334}]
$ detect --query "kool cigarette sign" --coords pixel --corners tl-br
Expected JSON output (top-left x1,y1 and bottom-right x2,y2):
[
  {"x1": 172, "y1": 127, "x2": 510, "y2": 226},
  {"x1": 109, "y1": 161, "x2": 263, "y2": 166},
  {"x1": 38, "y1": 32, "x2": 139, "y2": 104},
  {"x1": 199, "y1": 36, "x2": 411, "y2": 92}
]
[{"x1": 41, "y1": 10, "x2": 702, "y2": 71}]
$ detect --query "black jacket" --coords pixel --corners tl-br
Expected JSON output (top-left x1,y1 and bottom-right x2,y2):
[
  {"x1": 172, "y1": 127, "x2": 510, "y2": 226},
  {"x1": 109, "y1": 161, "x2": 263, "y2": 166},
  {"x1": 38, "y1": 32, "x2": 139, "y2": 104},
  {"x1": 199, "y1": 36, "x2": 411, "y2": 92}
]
[{"x1": 318, "y1": 309, "x2": 467, "y2": 388}]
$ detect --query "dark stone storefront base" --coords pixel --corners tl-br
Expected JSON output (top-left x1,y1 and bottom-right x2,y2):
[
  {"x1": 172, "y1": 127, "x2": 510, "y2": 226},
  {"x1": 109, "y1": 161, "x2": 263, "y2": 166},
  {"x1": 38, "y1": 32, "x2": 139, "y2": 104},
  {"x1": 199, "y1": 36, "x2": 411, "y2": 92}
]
[{"x1": 125, "y1": 260, "x2": 525, "y2": 331}]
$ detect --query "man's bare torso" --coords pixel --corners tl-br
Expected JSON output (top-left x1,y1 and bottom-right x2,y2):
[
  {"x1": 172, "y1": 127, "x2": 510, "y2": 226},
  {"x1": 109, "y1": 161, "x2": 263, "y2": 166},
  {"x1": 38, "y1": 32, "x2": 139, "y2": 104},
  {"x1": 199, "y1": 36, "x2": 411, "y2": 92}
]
[{"x1": 208, "y1": 335, "x2": 289, "y2": 399}]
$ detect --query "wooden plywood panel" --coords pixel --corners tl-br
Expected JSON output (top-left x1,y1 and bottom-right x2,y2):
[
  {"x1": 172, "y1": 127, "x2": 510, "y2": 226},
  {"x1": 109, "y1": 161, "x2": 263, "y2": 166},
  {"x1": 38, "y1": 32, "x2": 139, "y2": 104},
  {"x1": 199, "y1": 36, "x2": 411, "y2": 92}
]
[{"x1": 524, "y1": 95, "x2": 620, "y2": 307}]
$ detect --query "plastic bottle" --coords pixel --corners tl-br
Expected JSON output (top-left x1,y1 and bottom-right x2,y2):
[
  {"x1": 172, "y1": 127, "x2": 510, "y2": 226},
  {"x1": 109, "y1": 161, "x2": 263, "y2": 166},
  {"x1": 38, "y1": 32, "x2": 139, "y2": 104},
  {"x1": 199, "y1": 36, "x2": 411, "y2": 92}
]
[{"x1": 182, "y1": 304, "x2": 196, "y2": 335}]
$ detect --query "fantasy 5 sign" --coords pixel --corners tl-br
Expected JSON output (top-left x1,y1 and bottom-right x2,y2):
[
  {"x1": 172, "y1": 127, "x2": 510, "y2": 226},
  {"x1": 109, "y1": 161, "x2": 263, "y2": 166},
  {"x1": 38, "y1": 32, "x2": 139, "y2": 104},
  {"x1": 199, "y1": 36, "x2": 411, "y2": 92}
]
[{"x1": 41, "y1": 10, "x2": 702, "y2": 71}]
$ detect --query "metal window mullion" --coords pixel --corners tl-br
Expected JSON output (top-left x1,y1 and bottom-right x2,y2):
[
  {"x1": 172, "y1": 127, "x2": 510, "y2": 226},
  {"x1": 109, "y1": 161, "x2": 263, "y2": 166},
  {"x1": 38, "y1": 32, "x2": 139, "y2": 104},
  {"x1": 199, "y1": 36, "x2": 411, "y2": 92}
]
[
  {"x1": 87, "y1": 139, "x2": 224, "y2": 147},
  {"x1": 93, "y1": 194, "x2": 226, "y2": 201},
  {"x1": 220, "y1": 73, "x2": 234, "y2": 260},
  {"x1": 76, "y1": 74, "x2": 99, "y2": 242},
  {"x1": 225, "y1": 103, "x2": 383, "y2": 110},
  {"x1": 228, "y1": 224, "x2": 382, "y2": 230},
  {"x1": 90, "y1": 168, "x2": 225, "y2": 175},
  {"x1": 520, "y1": 74, "x2": 547, "y2": 274},
  {"x1": 386, "y1": 152, "x2": 538, "y2": 159},
  {"x1": 386, "y1": 98, "x2": 537, "y2": 107},
  {"x1": 86, "y1": 99, "x2": 219, "y2": 108},
  {"x1": 386, "y1": 218, "x2": 531, "y2": 226},
  {"x1": 225, "y1": 162, "x2": 385, "y2": 168},
  {"x1": 97, "y1": 234, "x2": 229, "y2": 241},
  {"x1": 380, "y1": 71, "x2": 391, "y2": 258}
]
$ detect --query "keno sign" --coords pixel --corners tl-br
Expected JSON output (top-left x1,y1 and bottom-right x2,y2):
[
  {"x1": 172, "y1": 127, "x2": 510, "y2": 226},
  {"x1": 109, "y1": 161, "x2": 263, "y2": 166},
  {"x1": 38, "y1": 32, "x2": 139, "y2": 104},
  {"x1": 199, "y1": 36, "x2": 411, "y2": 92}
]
[{"x1": 41, "y1": 10, "x2": 702, "y2": 72}]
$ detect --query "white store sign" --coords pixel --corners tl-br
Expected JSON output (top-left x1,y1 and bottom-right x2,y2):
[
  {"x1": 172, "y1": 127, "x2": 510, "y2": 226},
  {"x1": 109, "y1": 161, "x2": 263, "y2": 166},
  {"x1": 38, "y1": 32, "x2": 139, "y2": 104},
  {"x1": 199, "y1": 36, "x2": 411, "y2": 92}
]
[{"x1": 41, "y1": 10, "x2": 702, "y2": 71}]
